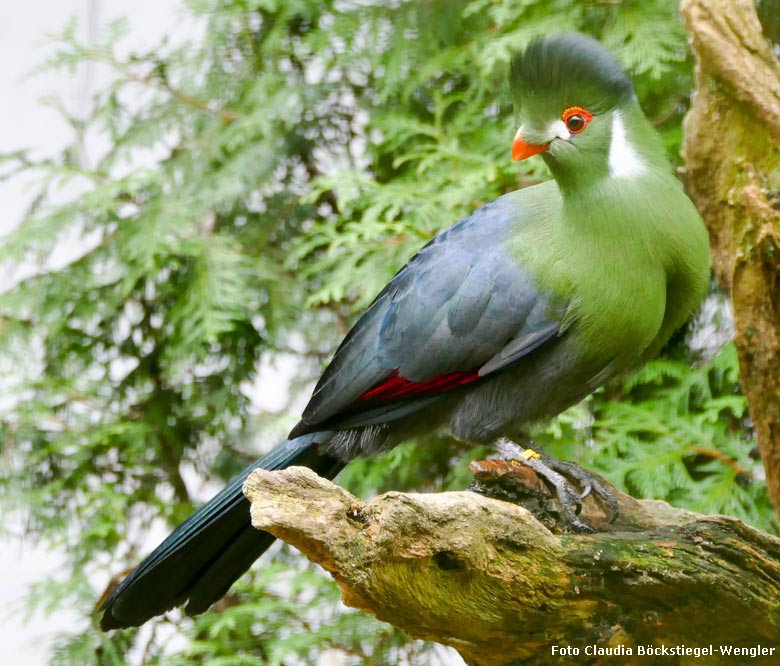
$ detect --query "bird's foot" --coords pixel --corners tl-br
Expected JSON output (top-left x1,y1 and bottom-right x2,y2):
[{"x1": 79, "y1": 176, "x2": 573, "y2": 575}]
[{"x1": 490, "y1": 438, "x2": 619, "y2": 533}]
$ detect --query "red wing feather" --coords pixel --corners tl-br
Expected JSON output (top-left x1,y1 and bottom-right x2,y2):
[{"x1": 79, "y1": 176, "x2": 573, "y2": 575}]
[{"x1": 357, "y1": 368, "x2": 480, "y2": 402}]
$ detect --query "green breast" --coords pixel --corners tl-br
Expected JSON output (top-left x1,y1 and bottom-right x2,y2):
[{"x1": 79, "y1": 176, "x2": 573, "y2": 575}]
[{"x1": 507, "y1": 173, "x2": 709, "y2": 374}]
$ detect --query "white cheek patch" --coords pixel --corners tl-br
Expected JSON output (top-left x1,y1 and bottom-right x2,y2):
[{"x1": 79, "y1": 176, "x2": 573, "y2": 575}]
[
  {"x1": 608, "y1": 110, "x2": 645, "y2": 178},
  {"x1": 515, "y1": 121, "x2": 571, "y2": 144},
  {"x1": 544, "y1": 119, "x2": 570, "y2": 142}
]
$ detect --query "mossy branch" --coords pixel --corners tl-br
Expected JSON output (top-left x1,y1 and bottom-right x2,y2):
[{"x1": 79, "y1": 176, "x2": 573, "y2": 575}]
[{"x1": 243, "y1": 465, "x2": 780, "y2": 666}]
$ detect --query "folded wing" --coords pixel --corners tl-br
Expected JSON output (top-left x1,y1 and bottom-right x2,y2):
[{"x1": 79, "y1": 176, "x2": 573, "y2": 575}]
[{"x1": 290, "y1": 195, "x2": 563, "y2": 437}]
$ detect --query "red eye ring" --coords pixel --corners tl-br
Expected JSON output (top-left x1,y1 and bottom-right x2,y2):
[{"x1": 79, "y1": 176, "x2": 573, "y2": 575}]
[{"x1": 562, "y1": 106, "x2": 593, "y2": 134}]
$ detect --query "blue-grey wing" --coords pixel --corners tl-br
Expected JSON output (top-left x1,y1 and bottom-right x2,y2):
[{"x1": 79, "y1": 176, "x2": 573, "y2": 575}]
[{"x1": 291, "y1": 193, "x2": 563, "y2": 435}]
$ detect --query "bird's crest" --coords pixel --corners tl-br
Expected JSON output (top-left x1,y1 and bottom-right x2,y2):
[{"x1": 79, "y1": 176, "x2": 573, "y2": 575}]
[{"x1": 510, "y1": 33, "x2": 633, "y2": 115}]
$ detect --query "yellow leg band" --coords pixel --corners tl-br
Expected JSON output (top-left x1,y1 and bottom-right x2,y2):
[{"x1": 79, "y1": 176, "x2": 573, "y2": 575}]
[{"x1": 521, "y1": 449, "x2": 541, "y2": 460}]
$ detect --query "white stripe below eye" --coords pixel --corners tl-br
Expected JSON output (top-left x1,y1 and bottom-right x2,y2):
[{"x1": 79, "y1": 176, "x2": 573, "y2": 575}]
[{"x1": 609, "y1": 111, "x2": 645, "y2": 178}]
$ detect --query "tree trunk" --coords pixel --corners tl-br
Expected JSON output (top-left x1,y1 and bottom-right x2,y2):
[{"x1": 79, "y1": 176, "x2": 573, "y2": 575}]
[
  {"x1": 243, "y1": 466, "x2": 780, "y2": 666},
  {"x1": 681, "y1": 0, "x2": 780, "y2": 515}
]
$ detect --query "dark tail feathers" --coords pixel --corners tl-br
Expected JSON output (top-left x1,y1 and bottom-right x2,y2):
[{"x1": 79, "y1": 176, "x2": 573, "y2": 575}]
[{"x1": 99, "y1": 433, "x2": 341, "y2": 630}]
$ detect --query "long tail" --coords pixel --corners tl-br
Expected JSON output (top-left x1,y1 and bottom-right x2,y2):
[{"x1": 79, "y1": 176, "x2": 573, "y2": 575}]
[{"x1": 99, "y1": 432, "x2": 341, "y2": 630}]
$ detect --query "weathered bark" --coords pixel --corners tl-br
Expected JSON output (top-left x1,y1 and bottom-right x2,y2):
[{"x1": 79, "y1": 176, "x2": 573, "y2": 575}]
[
  {"x1": 681, "y1": 0, "x2": 780, "y2": 514},
  {"x1": 243, "y1": 466, "x2": 780, "y2": 666}
]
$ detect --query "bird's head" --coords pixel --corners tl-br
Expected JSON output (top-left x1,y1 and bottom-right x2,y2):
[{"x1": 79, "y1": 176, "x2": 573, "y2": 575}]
[{"x1": 510, "y1": 33, "x2": 664, "y2": 189}]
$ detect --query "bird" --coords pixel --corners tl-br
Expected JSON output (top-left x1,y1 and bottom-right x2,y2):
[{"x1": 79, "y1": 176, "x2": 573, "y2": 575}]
[{"x1": 99, "y1": 32, "x2": 711, "y2": 630}]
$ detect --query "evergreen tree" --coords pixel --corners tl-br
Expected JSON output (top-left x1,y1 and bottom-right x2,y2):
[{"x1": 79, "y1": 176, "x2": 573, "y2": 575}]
[{"x1": 0, "y1": 1, "x2": 773, "y2": 663}]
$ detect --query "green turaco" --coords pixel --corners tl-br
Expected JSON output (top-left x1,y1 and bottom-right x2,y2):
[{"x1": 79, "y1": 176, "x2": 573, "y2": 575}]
[{"x1": 99, "y1": 32, "x2": 711, "y2": 630}]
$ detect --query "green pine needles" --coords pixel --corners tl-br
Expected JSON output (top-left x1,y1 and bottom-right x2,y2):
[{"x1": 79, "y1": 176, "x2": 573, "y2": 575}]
[{"x1": 0, "y1": 0, "x2": 771, "y2": 664}]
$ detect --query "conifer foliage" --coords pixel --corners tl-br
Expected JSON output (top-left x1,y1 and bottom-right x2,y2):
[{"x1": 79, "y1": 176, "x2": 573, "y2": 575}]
[{"x1": 0, "y1": 1, "x2": 773, "y2": 663}]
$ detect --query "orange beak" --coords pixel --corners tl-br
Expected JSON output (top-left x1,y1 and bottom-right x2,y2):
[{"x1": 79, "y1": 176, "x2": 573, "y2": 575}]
[{"x1": 512, "y1": 132, "x2": 548, "y2": 161}]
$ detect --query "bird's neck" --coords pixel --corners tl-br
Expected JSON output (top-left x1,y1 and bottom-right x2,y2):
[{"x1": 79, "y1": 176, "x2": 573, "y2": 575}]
[{"x1": 548, "y1": 101, "x2": 670, "y2": 197}]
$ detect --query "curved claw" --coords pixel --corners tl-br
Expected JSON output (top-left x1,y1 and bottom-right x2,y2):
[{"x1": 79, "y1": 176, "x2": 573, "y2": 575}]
[
  {"x1": 540, "y1": 455, "x2": 619, "y2": 523},
  {"x1": 518, "y1": 453, "x2": 584, "y2": 525},
  {"x1": 509, "y1": 442, "x2": 620, "y2": 530}
]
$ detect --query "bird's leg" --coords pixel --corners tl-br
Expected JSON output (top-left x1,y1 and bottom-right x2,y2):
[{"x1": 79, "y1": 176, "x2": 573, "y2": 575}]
[
  {"x1": 514, "y1": 448, "x2": 593, "y2": 533},
  {"x1": 495, "y1": 438, "x2": 619, "y2": 532}
]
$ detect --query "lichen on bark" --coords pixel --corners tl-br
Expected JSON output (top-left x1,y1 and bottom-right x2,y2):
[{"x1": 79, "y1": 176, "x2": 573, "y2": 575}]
[
  {"x1": 243, "y1": 466, "x2": 780, "y2": 666},
  {"x1": 681, "y1": 0, "x2": 780, "y2": 516}
]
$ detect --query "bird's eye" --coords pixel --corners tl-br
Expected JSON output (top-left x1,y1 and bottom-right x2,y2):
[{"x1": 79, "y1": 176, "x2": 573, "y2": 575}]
[
  {"x1": 562, "y1": 106, "x2": 593, "y2": 134},
  {"x1": 566, "y1": 114, "x2": 585, "y2": 131}
]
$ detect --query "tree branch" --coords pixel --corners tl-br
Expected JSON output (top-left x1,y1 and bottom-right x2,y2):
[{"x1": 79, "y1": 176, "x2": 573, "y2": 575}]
[
  {"x1": 125, "y1": 72, "x2": 242, "y2": 123},
  {"x1": 243, "y1": 466, "x2": 780, "y2": 665},
  {"x1": 681, "y1": 0, "x2": 780, "y2": 516}
]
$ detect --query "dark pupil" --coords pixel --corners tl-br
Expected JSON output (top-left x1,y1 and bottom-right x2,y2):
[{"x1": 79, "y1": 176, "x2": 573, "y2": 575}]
[{"x1": 567, "y1": 114, "x2": 585, "y2": 131}]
